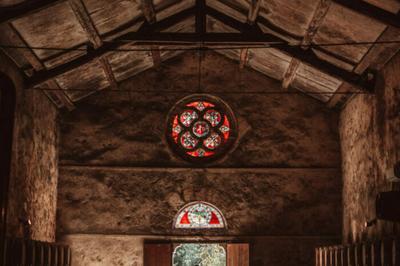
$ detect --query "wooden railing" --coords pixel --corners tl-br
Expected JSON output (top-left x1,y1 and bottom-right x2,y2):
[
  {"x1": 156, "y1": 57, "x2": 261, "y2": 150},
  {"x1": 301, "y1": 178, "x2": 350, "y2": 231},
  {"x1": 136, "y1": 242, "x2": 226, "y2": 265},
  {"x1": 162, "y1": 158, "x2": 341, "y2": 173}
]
[
  {"x1": 316, "y1": 238, "x2": 400, "y2": 266},
  {"x1": 2, "y1": 238, "x2": 71, "y2": 266}
]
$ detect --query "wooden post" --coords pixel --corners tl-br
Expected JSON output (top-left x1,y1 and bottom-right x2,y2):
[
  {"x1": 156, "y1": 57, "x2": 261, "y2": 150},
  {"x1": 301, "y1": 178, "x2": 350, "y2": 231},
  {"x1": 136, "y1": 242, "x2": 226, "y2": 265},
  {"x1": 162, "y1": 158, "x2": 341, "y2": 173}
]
[
  {"x1": 144, "y1": 243, "x2": 172, "y2": 266},
  {"x1": 347, "y1": 245, "x2": 355, "y2": 266},
  {"x1": 381, "y1": 239, "x2": 393, "y2": 266},
  {"x1": 355, "y1": 244, "x2": 363, "y2": 266},
  {"x1": 319, "y1": 247, "x2": 324, "y2": 266},
  {"x1": 334, "y1": 246, "x2": 338, "y2": 266},
  {"x1": 65, "y1": 246, "x2": 72, "y2": 266},
  {"x1": 394, "y1": 239, "x2": 399, "y2": 266},
  {"x1": 362, "y1": 243, "x2": 371, "y2": 266},
  {"x1": 227, "y1": 243, "x2": 250, "y2": 266}
]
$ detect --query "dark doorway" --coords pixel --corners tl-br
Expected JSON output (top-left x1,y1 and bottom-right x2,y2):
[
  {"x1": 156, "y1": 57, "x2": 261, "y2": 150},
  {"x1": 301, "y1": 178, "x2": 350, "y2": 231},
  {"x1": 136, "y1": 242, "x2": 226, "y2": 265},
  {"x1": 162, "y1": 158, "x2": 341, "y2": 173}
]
[{"x1": 0, "y1": 73, "x2": 16, "y2": 266}]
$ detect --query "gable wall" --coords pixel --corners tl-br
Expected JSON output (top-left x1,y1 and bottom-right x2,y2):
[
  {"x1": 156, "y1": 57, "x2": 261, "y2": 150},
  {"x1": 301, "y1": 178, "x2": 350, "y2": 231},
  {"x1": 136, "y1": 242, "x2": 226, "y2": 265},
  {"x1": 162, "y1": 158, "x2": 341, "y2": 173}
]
[{"x1": 57, "y1": 52, "x2": 342, "y2": 265}]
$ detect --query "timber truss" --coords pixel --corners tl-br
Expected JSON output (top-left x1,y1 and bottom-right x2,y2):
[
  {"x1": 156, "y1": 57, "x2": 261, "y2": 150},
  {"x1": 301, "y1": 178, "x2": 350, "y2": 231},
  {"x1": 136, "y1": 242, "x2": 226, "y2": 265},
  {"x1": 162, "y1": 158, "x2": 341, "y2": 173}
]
[{"x1": 3, "y1": 0, "x2": 399, "y2": 92}]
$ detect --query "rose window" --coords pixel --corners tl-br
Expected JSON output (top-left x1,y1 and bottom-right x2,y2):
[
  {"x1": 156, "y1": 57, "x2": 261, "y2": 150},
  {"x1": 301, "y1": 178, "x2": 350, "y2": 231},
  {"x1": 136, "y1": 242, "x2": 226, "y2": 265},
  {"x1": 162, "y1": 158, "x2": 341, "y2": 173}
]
[{"x1": 167, "y1": 95, "x2": 237, "y2": 163}]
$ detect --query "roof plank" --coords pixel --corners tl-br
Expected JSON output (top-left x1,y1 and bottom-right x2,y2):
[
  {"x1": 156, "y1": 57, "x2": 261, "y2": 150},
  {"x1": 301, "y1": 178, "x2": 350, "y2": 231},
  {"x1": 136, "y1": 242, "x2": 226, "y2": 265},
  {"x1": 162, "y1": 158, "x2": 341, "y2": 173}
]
[
  {"x1": 332, "y1": 0, "x2": 400, "y2": 28},
  {"x1": 5, "y1": 22, "x2": 74, "y2": 110}
]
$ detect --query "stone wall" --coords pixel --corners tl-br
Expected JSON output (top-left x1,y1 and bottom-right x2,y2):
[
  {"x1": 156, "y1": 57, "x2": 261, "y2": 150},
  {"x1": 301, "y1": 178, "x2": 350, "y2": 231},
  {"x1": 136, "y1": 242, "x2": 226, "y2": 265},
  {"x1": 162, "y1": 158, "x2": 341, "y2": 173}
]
[
  {"x1": 0, "y1": 51, "x2": 59, "y2": 242},
  {"x1": 59, "y1": 53, "x2": 341, "y2": 169},
  {"x1": 340, "y1": 51, "x2": 400, "y2": 243},
  {"x1": 58, "y1": 167, "x2": 341, "y2": 236},
  {"x1": 58, "y1": 52, "x2": 342, "y2": 265}
]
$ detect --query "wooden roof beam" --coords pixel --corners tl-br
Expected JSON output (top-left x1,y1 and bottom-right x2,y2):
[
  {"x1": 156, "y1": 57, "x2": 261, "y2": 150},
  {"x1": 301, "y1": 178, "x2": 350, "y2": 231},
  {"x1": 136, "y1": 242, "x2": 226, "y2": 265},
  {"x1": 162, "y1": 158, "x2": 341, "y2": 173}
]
[
  {"x1": 203, "y1": 6, "x2": 373, "y2": 91},
  {"x1": 140, "y1": 0, "x2": 156, "y2": 24},
  {"x1": 26, "y1": 5, "x2": 375, "y2": 92},
  {"x1": 332, "y1": 0, "x2": 400, "y2": 28},
  {"x1": 239, "y1": 0, "x2": 260, "y2": 69},
  {"x1": 140, "y1": 0, "x2": 161, "y2": 67},
  {"x1": 28, "y1": 5, "x2": 196, "y2": 88},
  {"x1": 27, "y1": 32, "x2": 375, "y2": 91},
  {"x1": 247, "y1": 0, "x2": 261, "y2": 25},
  {"x1": 281, "y1": 0, "x2": 331, "y2": 90},
  {"x1": 4, "y1": 23, "x2": 74, "y2": 110},
  {"x1": 282, "y1": 58, "x2": 300, "y2": 90},
  {"x1": 196, "y1": 0, "x2": 206, "y2": 35},
  {"x1": 302, "y1": 0, "x2": 331, "y2": 47},
  {"x1": 239, "y1": 48, "x2": 249, "y2": 69},
  {"x1": 0, "y1": 0, "x2": 63, "y2": 24},
  {"x1": 69, "y1": 0, "x2": 102, "y2": 48},
  {"x1": 69, "y1": 0, "x2": 118, "y2": 90}
]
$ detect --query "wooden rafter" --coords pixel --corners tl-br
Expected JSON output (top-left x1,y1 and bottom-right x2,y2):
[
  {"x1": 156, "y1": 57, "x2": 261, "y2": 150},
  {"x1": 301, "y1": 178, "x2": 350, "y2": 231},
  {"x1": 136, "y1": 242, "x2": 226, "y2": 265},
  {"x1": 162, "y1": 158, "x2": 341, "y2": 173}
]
[
  {"x1": 99, "y1": 57, "x2": 118, "y2": 90},
  {"x1": 69, "y1": 0, "x2": 102, "y2": 48},
  {"x1": 196, "y1": 0, "x2": 206, "y2": 36},
  {"x1": 140, "y1": 0, "x2": 161, "y2": 67},
  {"x1": 4, "y1": 23, "x2": 74, "y2": 110},
  {"x1": 247, "y1": 0, "x2": 261, "y2": 25},
  {"x1": 0, "y1": 0, "x2": 63, "y2": 24},
  {"x1": 281, "y1": 0, "x2": 332, "y2": 90},
  {"x1": 282, "y1": 58, "x2": 300, "y2": 90},
  {"x1": 69, "y1": 0, "x2": 118, "y2": 90},
  {"x1": 239, "y1": 0, "x2": 260, "y2": 69},
  {"x1": 239, "y1": 48, "x2": 249, "y2": 69},
  {"x1": 140, "y1": 0, "x2": 156, "y2": 24},
  {"x1": 332, "y1": 0, "x2": 400, "y2": 28},
  {"x1": 26, "y1": 4, "x2": 375, "y2": 92},
  {"x1": 355, "y1": 26, "x2": 400, "y2": 74},
  {"x1": 302, "y1": 0, "x2": 331, "y2": 47}
]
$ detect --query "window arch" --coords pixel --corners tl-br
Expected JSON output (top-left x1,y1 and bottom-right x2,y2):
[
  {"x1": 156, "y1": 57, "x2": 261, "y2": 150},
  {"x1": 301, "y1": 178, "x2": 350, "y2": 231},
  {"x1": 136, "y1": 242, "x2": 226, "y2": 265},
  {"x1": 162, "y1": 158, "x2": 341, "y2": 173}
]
[{"x1": 173, "y1": 201, "x2": 226, "y2": 229}]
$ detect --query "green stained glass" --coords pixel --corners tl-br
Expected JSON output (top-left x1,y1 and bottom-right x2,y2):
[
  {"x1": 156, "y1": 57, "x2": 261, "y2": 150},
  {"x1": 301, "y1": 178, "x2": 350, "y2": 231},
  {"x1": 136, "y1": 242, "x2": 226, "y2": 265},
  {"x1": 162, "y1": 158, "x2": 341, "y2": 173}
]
[{"x1": 173, "y1": 244, "x2": 226, "y2": 266}]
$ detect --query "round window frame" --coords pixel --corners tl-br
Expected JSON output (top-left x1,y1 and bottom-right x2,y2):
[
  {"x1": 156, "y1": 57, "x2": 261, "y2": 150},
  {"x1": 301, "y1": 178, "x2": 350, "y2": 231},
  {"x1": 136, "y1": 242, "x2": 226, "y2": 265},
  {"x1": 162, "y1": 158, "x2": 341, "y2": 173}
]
[{"x1": 166, "y1": 94, "x2": 238, "y2": 164}]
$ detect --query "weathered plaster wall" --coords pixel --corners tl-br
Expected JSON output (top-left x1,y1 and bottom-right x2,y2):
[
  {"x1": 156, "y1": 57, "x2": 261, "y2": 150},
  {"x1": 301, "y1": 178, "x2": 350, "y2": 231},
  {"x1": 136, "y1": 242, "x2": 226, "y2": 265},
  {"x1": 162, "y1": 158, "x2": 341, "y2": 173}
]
[
  {"x1": 0, "y1": 51, "x2": 59, "y2": 242},
  {"x1": 340, "y1": 51, "x2": 400, "y2": 243},
  {"x1": 58, "y1": 52, "x2": 342, "y2": 265},
  {"x1": 58, "y1": 167, "x2": 341, "y2": 236},
  {"x1": 59, "y1": 52, "x2": 341, "y2": 168},
  {"x1": 61, "y1": 234, "x2": 340, "y2": 266}
]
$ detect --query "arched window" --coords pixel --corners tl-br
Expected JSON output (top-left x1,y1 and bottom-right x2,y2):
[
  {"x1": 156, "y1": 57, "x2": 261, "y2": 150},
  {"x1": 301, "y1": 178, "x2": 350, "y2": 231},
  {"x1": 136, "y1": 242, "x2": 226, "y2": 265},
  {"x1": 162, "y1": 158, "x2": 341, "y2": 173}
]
[
  {"x1": 166, "y1": 94, "x2": 237, "y2": 163},
  {"x1": 173, "y1": 201, "x2": 226, "y2": 229}
]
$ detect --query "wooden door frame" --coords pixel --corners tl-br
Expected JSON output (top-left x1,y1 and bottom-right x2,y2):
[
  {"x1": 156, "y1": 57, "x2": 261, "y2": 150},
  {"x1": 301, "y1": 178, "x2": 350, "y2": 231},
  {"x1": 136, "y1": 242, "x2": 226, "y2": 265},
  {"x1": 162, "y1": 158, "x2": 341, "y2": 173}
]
[{"x1": 0, "y1": 73, "x2": 16, "y2": 266}]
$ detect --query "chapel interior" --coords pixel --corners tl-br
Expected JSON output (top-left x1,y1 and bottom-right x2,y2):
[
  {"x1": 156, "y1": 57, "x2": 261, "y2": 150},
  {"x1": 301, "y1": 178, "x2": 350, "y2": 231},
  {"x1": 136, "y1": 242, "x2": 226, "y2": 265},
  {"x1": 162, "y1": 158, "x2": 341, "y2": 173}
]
[{"x1": 0, "y1": 0, "x2": 400, "y2": 265}]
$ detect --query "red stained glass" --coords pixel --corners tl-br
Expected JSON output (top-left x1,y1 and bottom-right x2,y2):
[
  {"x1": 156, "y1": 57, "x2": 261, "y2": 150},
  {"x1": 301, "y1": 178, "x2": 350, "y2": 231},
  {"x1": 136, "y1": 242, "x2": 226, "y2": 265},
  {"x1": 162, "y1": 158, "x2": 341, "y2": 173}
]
[
  {"x1": 167, "y1": 95, "x2": 236, "y2": 162},
  {"x1": 172, "y1": 115, "x2": 181, "y2": 143},
  {"x1": 187, "y1": 149, "x2": 214, "y2": 157},
  {"x1": 203, "y1": 133, "x2": 221, "y2": 150},
  {"x1": 180, "y1": 132, "x2": 198, "y2": 149},
  {"x1": 180, "y1": 110, "x2": 198, "y2": 127},
  {"x1": 204, "y1": 109, "x2": 221, "y2": 127},
  {"x1": 192, "y1": 121, "x2": 210, "y2": 138},
  {"x1": 219, "y1": 115, "x2": 230, "y2": 141},
  {"x1": 174, "y1": 202, "x2": 226, "y2": 229},
  {"x1": 209, "y1": 212, "x2": 220, "y2": 224},
  {"x1": 186, "y1": 101, "x2": 214, "y2": 111},
  {"x1": 179, "y1": 212, "x2": 190, "y2": 224}
]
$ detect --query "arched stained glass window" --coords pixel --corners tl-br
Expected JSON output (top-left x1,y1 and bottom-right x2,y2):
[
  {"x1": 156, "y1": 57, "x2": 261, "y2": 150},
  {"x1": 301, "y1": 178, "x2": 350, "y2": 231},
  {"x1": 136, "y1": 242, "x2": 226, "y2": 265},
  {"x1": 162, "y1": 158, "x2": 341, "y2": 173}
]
[
  {"x1": 174, "y1": 202, "x2": 226, "y2": 229},
  {"x1": 166, "y1": 94, "x2": 237, "y2": 163}
]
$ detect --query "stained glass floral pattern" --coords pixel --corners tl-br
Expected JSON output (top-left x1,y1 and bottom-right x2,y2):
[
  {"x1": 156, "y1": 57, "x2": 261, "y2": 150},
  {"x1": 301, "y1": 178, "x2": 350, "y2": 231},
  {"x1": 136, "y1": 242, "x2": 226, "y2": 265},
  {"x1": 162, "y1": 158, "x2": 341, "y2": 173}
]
[
  {"x1": 174, "y1": 202, "x2": 226, "y2": 229},
  {"x1": 173, "y1": 244, "x2": 226, "y2": 266},
  {"x1": 167, "y1": 95, "x2": 237, "y2": 162}
]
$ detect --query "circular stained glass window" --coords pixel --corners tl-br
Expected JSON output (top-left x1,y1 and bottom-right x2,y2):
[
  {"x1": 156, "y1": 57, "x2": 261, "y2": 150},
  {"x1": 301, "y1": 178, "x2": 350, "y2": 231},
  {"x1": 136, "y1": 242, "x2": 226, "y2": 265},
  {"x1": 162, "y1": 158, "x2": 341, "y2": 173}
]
[{"x1": 166, "y1": 94, "x2": 237, "y2": 163}]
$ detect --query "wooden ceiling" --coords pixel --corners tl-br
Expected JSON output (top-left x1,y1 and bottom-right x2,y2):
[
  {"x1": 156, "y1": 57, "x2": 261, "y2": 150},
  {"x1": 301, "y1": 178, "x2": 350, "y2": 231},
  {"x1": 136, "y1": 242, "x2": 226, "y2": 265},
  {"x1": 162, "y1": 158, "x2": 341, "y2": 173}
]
[{"x1": 0, "y1": 0, "x2": 399, "y2": 110}]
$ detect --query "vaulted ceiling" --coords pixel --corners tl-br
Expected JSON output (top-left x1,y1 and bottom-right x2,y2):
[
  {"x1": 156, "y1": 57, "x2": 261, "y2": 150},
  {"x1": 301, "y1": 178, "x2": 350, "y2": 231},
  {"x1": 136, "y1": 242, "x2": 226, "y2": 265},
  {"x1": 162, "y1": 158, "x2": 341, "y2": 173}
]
[{"x1": 0, "y1": 0, "x2": 399, "y2": 110}]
